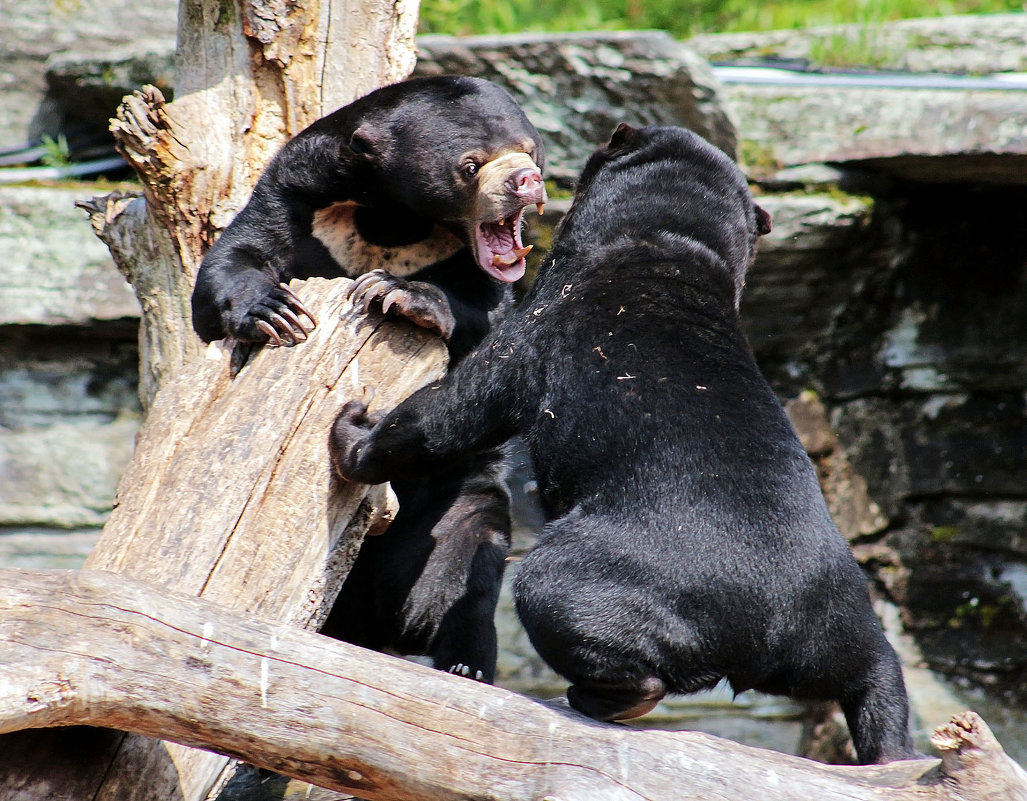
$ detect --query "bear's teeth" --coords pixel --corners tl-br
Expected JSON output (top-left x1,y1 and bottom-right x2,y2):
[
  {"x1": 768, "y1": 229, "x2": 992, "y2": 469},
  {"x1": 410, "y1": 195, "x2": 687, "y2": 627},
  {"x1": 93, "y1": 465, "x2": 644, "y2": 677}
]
[{"x1": 492, "y1": 245, "x2": 532, "y2": 267}]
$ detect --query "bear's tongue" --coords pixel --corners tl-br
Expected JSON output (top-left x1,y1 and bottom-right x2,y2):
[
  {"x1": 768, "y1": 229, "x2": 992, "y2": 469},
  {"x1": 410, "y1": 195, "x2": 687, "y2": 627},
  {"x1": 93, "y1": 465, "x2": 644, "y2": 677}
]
[{"x1": 476, "y1": 211, "x2": 531, "y2": 283}]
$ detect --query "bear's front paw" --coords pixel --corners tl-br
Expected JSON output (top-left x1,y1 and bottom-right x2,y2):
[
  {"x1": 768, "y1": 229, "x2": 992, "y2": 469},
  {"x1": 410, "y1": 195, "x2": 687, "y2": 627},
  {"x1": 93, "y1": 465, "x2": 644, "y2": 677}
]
[
  {"x1": 233, "y1": 282, "x2": 318, "y2": 346},
  {"x1": 328, "y1": 400, "x2": 380, "y2": 482},
  {"x1": 347, "y1": 269, "x2": 456, "y2": 340}
]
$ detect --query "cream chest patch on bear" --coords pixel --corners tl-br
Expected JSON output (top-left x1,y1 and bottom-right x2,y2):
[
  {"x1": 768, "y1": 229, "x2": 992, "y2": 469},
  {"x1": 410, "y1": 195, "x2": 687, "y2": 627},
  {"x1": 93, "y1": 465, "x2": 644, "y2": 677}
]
[{"x1": 312, "y1": 202, "x2": 465, "y2": 279}]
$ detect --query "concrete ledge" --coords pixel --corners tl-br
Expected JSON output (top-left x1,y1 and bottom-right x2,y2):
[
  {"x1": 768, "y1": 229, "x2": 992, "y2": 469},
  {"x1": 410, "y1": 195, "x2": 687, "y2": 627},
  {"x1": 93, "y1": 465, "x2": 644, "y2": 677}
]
[{"x1": 689, "y1": 13, "x2": 1027, "y2": 76}]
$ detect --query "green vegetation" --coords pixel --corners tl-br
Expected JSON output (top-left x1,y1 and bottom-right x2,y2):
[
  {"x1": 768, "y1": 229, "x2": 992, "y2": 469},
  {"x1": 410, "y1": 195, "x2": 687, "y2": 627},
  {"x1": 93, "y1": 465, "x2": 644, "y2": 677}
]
[
  {"x1": 929, "y1": 525, "x2": 960, "y2": 543},
  {"x1": 737, "y1": 140, "x2": 780, "y2": 177},
  {"x1": 418, "y1": 0, "x2": 1023, "y2": 38},
  {"x1": 949, "y1": 595, "x2": 1015, "y2": 630},
  {"x1": 808, "y1": 26, "x2": 904, "y2": 68},
  {"x1": 39, "y1": 135, "x2": 72, "y2": 169}
]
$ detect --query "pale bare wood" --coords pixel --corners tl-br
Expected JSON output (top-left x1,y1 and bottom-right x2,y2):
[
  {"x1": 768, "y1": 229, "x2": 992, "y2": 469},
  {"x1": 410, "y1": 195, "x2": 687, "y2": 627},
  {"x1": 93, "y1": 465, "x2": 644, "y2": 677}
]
[
  {"x1": 3, "y1": 568, "x2": 1025, "y2": 801},
  {"x1": 84, "y1": 276, "x2": 446, "y2": 622},
  {"x1": 55, "y1": 1, "x2": 423, "y2": 797},
  {"x1": 0, "y1": 274, "x2": 443, "y2": 801}
]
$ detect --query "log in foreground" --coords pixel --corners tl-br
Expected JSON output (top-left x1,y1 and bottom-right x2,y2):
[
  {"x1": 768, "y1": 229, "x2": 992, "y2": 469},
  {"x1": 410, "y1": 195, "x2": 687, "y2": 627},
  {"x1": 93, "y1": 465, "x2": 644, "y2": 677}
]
[{"x1": 3, "y1": 569, "x2": 1026, "y2": 801}]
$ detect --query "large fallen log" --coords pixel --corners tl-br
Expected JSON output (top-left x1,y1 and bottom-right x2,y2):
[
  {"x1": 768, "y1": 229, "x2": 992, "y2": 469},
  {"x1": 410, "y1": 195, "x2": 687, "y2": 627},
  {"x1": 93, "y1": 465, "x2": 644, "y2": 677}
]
[{"x1": 3, "y1": 568, "x2": 1026, "y2": 801}]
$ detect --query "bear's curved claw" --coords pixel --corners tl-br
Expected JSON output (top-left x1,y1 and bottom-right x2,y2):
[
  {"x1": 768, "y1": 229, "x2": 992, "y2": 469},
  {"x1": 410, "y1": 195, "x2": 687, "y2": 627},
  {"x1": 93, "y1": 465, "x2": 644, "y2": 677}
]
[
  {"x1": 346, "y1": 271, "x2": 383, "y2": 304},
  {"x1": 255, "y1": 320, "x2": 286, "y2": 347},
  {"x1": 278, "y1": 282, "x2": 318, "y2": 329},
  {"x1": 447, "y1": 663, "x2": 486, "y2": 682},
  {"x1": 269, "y1": 313, "x2": 307, "y2": 344},
  {"x1": 248, "y1": 284, "x2": 317, "y2": 347},
  {"x1": 348, "y1": 269, "x2": 456, "y2": 340}
]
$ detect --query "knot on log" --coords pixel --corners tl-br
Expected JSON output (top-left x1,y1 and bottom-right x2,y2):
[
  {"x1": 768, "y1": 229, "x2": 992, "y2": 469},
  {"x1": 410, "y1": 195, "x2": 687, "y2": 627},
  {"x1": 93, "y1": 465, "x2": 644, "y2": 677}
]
[
  {"x1": 75, "y1": 191, "x2": 151, "y2": 285},
  {"x1": 76, "y1": 190, "x2": 143, "y2": 241},
  {"x1": 931, "y1": 711, "x2": 998, "y2": 774},
  {"x1": 25, "y1": 677, "x2": 77, "y2": 713}
]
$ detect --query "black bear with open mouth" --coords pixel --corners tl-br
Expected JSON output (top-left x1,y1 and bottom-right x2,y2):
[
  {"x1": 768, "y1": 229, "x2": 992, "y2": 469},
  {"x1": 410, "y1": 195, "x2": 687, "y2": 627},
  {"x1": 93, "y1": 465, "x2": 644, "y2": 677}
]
[
  {"x1": 191, "y1": 76, "x2": 547, "y2": 684},
  {"x1": 328, "y1": 123, "x2": 919, "y2": 764}
]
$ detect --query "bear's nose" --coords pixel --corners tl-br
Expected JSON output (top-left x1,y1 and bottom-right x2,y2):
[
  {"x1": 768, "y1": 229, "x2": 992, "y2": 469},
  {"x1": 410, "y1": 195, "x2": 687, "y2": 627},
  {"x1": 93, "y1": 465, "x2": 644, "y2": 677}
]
[{"x1": 507, "y1": 167, "x2": 545, "y2": 204}]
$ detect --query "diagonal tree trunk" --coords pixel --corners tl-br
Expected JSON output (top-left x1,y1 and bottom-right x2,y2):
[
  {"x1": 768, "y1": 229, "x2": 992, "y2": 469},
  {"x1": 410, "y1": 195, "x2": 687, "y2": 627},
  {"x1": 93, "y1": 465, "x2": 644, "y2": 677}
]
[{"x1": 0, "y1": 275, "x2": 444, "y2": 801}]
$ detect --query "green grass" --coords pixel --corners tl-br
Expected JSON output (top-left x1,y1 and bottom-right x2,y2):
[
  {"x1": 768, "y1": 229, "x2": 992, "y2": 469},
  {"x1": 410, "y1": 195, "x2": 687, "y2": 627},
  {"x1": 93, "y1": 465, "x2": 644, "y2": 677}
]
[
  {"x1": 418, "y1": 0, "x2": 1024, "y2": 38},
  {"x1": 39, "y1": 134, "x2": 72, "y2": 169}
]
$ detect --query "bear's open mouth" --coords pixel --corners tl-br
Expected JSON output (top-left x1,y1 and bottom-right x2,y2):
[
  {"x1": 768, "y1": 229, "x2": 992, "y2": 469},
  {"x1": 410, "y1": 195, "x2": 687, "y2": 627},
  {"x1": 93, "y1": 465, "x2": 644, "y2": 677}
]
[{"x1": 475, "y1": 208, "x2": 532, "y2": 283}]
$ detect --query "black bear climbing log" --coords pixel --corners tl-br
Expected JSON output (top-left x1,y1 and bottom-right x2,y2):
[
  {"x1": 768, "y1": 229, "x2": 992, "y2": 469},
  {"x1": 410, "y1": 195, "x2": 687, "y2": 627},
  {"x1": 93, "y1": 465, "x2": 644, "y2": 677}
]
[
  {"x1": 191, "y1": 76, "x2": 546, "y2": 684},
  {"x1": 328, "y1": 123, "x2": 921, "y2": 765},
  {"x1": 192, "y1": 75, "x2": 545, "y2": 357}
]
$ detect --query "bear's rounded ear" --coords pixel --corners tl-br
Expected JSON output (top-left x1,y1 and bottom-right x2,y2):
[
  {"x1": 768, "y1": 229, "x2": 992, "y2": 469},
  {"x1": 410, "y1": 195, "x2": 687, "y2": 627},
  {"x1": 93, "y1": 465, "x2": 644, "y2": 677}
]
[
  {"x1": 348, "y1": 125, "x2": 381, "y2": 161},
  {"x1": 754, "y1": 204, "x2": 773, "y2": 236},
  {"x1": 607, "y1": 122, "x2": 637, "y2": 151}
]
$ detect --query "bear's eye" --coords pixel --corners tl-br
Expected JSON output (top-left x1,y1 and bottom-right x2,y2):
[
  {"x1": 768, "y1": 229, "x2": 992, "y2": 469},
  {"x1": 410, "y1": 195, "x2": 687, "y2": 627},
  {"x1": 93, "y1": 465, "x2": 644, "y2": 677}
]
[{"x1": 462, "y1": 161, "x2": 480, "y2": 179}]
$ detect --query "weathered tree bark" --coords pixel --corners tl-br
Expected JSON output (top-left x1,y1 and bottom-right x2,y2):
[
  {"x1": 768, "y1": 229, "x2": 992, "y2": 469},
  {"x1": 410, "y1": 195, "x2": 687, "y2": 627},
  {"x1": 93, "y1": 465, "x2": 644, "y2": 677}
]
[
  {"x1": 27, "y1": 1, "x2": 423, "y2": 798},
  {"x1": 4, "y1": 569, "x2": 1026, "y2": 801},
  {"x1": 82, "y1": 277, "x2": 444, "y2": 623}
]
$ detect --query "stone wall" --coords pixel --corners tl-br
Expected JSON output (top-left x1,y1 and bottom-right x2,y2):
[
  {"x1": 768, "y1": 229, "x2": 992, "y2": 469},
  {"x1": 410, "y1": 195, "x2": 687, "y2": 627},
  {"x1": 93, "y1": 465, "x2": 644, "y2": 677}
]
[
  {"x1": 0, "y1": 185, "x2": 140, "y2": 567},
  {"x1": 0, "y1": 0, "x2": 178, "y2": 149}
]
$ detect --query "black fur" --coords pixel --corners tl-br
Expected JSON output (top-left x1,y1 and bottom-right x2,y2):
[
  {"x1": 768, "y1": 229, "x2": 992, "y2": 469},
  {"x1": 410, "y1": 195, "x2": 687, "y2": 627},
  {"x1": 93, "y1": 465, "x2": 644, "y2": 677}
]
[
  {"x1": 324, "y1": 452, "x2": 510, "y2": 682},
  {"x1": 329, "y1": 124, "x2": 919, "y2": 763},
  {"x1": 192, "y1": 76, "x2": 546, "y2": 683}
]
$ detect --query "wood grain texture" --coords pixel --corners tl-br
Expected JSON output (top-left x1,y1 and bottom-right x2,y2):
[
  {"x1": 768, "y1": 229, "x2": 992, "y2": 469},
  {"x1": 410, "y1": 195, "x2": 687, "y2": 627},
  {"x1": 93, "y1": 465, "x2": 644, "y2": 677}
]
[
  {"x1": 48, "y1": 0, "x2": 423, "y2": 795},
  {"x1": 4, "y1": 568, "x2": 1026, "y2": 801},
  {"x1": 86, "y1": 275, "x2": 446, "y2": 624}
]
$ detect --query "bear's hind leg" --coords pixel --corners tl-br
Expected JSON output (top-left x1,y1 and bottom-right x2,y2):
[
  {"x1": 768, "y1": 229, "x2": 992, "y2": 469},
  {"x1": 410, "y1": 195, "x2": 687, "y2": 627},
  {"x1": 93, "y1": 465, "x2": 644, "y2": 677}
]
[
  {"x1": 432, "y1": 572, "x2": 503, "y2": 684},
  {"x1": 427, "y1": 523, "x2": 508, "y2": 683},
  {"x1": 415, "y1": 458, "x2": 511, "y2": 684},
  {"x1": 840, "y1": 650, "x2": 919, "y2": 764}
]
